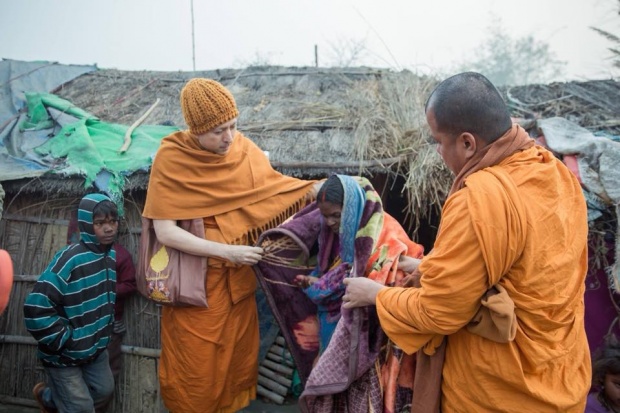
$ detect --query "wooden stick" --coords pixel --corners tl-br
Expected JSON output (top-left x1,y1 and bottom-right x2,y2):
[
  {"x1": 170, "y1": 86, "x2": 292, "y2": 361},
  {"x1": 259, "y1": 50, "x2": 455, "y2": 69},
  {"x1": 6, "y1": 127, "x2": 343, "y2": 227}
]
[
  {"x1": 119, "y1": 98, "x2": 160, "y2": 154},
  {"x1": 257, "y1": 384, "x2": 284, "y2": 404}
]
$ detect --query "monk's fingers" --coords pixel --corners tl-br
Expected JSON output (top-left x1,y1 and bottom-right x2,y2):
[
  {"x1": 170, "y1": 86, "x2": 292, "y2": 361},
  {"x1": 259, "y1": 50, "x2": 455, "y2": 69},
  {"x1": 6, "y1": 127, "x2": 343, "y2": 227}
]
[{"x1": 249, "y1": 246, "x2": 264, "y2": 255}]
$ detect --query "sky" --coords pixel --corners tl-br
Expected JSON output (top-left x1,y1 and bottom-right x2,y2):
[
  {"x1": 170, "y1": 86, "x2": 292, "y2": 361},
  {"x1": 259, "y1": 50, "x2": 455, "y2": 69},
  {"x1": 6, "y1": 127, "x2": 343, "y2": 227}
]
[{"x1": 0, "y1": 0, "x2": 618, "y2": 82}]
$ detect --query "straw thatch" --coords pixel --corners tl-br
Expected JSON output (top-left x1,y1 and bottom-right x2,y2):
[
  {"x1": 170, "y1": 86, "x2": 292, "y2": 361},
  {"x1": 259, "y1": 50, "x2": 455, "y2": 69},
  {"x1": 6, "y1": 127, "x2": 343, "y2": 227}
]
[{"x1": 52, "y1": 66, "x2": 453, "y2": 226}]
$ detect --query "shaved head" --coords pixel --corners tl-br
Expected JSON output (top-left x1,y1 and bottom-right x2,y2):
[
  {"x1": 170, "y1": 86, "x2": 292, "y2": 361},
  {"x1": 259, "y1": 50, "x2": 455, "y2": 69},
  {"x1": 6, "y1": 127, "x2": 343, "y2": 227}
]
[{"x1": 425, "y1": 72, "x2": 512, "y2": 143}]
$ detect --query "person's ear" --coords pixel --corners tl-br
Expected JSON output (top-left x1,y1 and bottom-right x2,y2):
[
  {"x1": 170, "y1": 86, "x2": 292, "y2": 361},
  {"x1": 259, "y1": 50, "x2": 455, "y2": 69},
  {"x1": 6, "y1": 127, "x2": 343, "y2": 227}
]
[{"x1": 458, "y1": 132, "x2": 477, "y2": 159}]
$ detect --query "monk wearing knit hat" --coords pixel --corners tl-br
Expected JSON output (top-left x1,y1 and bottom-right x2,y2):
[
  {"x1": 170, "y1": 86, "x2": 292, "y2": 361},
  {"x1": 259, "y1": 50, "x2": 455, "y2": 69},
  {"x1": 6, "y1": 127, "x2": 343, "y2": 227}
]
[{"x1": 143, "y1": 78, "x2": 321, "y2": 413}]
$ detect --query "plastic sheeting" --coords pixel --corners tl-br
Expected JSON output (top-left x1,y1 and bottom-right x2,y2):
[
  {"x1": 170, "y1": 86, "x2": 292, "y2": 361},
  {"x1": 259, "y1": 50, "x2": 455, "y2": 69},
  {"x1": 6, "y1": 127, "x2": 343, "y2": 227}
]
[
  {"x1": 25, "y1": 93, "x2": 178, "y2": 211},
  {"x1": 538, "y1": 117, "x2": 620, "y2": 292},
  {"x1": 0, "y1": 59, "x2": 96, "y2": 181}
]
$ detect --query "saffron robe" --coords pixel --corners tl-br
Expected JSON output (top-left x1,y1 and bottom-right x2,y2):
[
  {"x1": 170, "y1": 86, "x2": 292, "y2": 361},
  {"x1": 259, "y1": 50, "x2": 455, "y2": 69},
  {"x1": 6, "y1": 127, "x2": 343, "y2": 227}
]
[
  {"x1": 376, "y1": 146, "x2": 591, "y2": 412},
  {"x1": 143, "y1": 130, "x2": 316, "y2": 413}
]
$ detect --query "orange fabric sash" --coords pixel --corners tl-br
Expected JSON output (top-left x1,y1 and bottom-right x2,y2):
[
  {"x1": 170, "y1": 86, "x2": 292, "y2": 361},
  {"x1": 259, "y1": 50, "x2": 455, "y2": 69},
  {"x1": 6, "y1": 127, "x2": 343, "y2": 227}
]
[
  {"x1": 450, "y1": 124, "x2": 534, "y2": 196},
  {"x1": 143, "y1": 131, "x2": 316, "y2": 244}
]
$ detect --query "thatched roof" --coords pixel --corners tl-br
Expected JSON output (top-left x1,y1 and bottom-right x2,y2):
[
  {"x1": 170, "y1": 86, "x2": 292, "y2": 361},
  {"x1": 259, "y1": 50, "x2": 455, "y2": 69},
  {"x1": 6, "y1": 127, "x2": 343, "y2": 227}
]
[
  {"x1": 43, "y1": 66, "x2": 451, "y2": 221},
  {"x1": 3, "y1": 65, "x2": 620, "y2": 223},
  {"x1": 504, "y1": 79, "x2": 620, "y2": 134},
  {"x1": 53, "y1": 66, "x2": 439, "y2": 168}
]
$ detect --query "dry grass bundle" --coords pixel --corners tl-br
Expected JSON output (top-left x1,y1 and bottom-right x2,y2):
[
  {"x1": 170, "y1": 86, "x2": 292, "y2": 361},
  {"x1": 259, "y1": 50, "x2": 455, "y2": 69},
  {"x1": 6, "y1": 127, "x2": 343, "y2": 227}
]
[
  {"x1": 504, "y1": 80, "x2": 620, "y2": 134},
  {"x1": 342, "y1": 73, "x2": 452, "y2": 228}
]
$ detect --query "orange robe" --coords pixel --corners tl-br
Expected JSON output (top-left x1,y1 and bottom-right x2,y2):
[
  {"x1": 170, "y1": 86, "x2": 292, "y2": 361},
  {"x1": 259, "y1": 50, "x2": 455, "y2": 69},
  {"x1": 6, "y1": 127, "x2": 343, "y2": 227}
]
[
  {"x1": 376, "y1": 146, "x2": 591, "y2": 412},
  {"x1": 143, "y1": 130, "x2": 316, "y2": 413},
  {"x1": 159, "y1": 218, "x2": 258, "y2": 413}
]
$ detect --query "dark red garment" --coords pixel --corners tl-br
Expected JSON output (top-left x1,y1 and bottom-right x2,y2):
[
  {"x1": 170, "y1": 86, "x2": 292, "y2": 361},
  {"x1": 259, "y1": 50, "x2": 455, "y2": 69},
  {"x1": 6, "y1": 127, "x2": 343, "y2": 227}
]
[
  {"x1": 113, "y1": 243, "x2": 137, "y2": 321},
  {"x1": 584, "y1": 235, "x2": 619, "y2": 359}
]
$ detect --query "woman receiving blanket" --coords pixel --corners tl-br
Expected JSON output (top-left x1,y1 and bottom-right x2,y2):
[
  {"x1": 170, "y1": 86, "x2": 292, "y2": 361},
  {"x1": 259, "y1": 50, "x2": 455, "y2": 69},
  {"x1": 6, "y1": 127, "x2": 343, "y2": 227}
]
[{"x1": 255, "y1": 174, "x2": 424, "y2": 412}]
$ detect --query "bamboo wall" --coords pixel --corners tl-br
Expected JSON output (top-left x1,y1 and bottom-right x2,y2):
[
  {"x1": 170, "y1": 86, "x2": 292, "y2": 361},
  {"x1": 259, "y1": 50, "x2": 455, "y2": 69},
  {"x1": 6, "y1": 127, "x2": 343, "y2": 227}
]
[{"x1": 0, "y1": 189, "x2": 166, "y2": 413}]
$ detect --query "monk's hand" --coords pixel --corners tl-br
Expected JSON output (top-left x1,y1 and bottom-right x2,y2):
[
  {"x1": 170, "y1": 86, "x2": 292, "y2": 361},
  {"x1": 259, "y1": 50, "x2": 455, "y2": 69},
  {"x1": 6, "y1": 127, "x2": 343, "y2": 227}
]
[
  {"x1": 400, "y1": 268, "x2": 422, "y2": 288},
  {"x1": 306, "y1": 180, "x2": 325, "y2": 202},
  {"x1": 342, "y1": 277, "x2": 385, "y2": 309},
  {"x1": 226, "y1": 246, "x2": 264, "y2": 266}
]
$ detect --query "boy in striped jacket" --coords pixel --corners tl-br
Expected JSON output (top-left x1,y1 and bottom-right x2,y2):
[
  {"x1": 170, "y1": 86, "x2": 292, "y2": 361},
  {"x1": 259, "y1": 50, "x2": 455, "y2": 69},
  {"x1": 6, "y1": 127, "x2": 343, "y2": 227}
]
[{"x1": 24, "y1": 193, "x2": 118, "y2": 413}]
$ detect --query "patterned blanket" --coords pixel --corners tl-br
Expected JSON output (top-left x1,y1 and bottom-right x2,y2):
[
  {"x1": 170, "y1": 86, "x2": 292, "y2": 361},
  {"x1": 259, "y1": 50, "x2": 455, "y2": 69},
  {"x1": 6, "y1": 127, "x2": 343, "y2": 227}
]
[{"x1": 255, "y1": 176, "x2": 423, "y2": 412}]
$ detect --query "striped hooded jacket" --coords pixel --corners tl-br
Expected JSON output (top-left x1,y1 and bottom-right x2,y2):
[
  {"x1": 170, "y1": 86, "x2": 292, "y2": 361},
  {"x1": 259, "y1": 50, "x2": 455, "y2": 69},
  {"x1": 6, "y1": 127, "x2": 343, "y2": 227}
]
[{"x1": 24, "y1": 193, "x2": 116, "y2": 367}]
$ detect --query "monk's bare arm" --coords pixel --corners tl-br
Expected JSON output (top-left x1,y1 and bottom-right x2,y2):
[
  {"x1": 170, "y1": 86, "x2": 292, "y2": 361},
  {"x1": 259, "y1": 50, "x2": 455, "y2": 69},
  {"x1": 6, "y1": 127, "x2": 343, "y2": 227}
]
[{"x1": 152, "y1": 219, "x2": 264, "y2": 266}]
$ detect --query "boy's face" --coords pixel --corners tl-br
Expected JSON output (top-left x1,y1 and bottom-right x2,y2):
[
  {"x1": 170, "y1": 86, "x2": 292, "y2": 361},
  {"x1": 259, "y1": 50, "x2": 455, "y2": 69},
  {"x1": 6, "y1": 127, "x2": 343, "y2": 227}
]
[{"x1": 92, "y1": 213, "x2": 119, "y2": 246}]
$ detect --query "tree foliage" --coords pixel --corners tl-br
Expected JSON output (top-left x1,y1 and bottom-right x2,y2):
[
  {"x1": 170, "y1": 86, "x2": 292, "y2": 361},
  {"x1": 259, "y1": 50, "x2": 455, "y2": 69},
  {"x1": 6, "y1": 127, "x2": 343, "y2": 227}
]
[
  {"x1": 591, "y1": 0, "x2": 620, "y2": 72},
  {"x1": 458, "y1": 21, "x2": 565, "y2": 86}
]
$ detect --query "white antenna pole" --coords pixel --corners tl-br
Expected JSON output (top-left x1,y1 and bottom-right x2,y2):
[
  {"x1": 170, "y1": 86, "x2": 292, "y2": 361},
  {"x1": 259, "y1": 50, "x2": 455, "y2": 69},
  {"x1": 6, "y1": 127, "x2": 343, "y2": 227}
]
[{"x1": 191, "y1": 0, "x2": 196, "y2": 71}]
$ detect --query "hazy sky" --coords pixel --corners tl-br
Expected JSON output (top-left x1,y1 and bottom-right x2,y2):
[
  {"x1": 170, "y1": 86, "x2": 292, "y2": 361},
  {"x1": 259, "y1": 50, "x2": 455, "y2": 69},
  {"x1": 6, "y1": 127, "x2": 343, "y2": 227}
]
[{"x1": 0, "y1": 0, "x2": 618, "y2": 82}]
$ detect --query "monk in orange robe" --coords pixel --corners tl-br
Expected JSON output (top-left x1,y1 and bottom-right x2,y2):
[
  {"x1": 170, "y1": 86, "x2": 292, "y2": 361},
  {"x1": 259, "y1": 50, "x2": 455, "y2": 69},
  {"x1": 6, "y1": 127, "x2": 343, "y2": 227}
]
[
  {"x1": 142, "y1": 78, "x2": 320, "y2": 413},
  {"x1": 343, "y1": 72, "x2": 591, "y2": 412}
]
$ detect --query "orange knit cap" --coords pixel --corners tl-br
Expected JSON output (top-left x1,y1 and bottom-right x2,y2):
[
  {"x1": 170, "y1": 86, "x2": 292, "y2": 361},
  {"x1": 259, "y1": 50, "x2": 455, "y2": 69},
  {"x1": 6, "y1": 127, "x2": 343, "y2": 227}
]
[{"x1": 180, "y1": 78, "x2": 239, "y2": 135}]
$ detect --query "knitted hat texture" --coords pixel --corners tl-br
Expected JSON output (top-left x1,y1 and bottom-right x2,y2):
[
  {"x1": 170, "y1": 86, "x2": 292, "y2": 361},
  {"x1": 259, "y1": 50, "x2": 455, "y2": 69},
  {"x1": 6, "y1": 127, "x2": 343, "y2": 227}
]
[{"x1": 180, "y1": 78, "x2": 239, "y2": 135}]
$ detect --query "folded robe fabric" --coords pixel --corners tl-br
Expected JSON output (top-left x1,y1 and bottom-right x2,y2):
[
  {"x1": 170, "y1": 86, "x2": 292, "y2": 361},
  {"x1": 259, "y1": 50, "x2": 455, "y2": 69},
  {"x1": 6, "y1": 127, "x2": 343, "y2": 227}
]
[{"x1": 143, "y1": 130, "x2": 316, "y2": 244}]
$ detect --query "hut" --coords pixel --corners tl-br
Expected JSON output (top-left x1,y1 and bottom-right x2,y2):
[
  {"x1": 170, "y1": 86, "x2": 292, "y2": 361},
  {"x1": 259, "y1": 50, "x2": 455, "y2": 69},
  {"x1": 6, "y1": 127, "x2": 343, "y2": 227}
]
[
  {"x1": 1, "y1": 58, "x2": 619, "y2": 411},
  {"x1": 0, "y1": 60, "x2": 451, "y2": 412}
]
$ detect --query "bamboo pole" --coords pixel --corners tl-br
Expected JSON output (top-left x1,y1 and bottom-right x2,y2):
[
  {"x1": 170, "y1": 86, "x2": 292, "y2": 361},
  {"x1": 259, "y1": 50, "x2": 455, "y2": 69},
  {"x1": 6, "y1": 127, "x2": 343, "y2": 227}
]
[
  {"x1": 261, "y1": 359, "x2": 294, "y2": 376},
  {"x1": 268, "y1": 343, "x2": 294, "y2": 361},
  {"x1": 120, "y1": 345, "x2": 160, "y2": 358},
  {"x1": 266, "y1": 351, "x2": 295, "y2": 368},
  {"x1": 0, "y1": 395, "x2": 37, "y2": 408},
  {"x1": 0, "y1": 334, "x2": 36, "y2": 345},
  {"x1": 257, "y1": 384, "x2": 285, "y2": 405},
  {"x1": 13, "y1": 274, "x2": 38, "y2": 282},
  {"x1": 0, "y1": 335, "x2": 161, "y2": 358},
  {"x1": 257, "y1": 375, "x2": 289, "y2": 396},
  {"x1": 258, "y1": 366, "x2": 292, "y2": 388}
]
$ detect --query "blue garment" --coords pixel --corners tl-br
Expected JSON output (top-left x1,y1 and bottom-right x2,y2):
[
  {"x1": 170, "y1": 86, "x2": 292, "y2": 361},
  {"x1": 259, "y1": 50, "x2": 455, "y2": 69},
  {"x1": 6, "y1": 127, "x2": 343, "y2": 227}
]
[
  {"x1": 40, "y1": 350, "x2": 115, "y2": 412},
  {"x1": 24, "y1": 193, "x2": 117, "y2": 367},
  {"x1": 305, "y1": 175, "x2": 366, "y2": 351}
]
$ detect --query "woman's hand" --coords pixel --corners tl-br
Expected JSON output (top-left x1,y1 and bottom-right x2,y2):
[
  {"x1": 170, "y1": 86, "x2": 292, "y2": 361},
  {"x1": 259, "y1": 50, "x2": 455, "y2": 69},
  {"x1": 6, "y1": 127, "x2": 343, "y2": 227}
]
[
  {"x1": 294, "y1": 274, "x2": 319, "y2": 288},
  {"x1": 224, "y1": 245, "x2": 264, "y2": 266},
  {"x1": 342, "y1": 277, "x2": 385, "y2": 309},
  {"x1": 398, "y1": 255, "x2": 421, "y2": 273}
]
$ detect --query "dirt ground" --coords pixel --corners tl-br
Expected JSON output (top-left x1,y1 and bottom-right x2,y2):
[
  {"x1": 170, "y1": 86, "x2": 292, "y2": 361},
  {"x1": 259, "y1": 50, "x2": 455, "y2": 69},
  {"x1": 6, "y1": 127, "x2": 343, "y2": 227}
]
[{"x1": 0, "y1": 397, "x2": 299, "y2": 413}]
